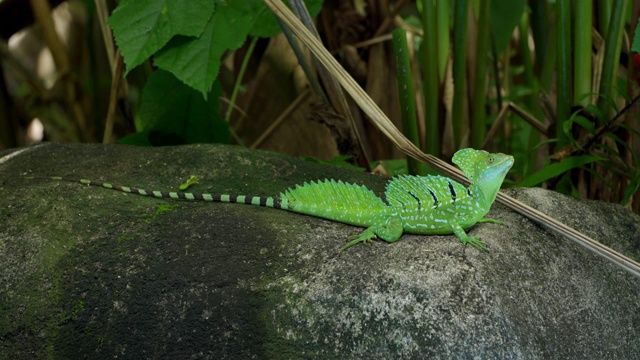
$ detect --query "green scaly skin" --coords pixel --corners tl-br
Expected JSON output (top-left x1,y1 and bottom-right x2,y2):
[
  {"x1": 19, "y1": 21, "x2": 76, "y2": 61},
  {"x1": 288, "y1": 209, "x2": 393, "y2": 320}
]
[{"x1": 39, "y1": 148, "x2": 514, "y2": 251}]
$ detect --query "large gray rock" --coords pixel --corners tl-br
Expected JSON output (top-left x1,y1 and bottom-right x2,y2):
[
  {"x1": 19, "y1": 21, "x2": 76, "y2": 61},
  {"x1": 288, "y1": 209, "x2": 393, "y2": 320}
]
[{"x1": 1, "y1": 143, "x2": 639, "y2": 359}]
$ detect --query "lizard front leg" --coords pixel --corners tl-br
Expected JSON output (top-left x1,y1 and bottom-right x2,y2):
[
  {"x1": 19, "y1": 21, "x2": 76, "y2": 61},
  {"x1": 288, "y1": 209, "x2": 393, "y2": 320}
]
[
  {"x1": 340, "y1": 217, "x2": 403, "y2": 251},
  {"x1": 450, "y1": 221, "x2": 487, "y2": 250}
]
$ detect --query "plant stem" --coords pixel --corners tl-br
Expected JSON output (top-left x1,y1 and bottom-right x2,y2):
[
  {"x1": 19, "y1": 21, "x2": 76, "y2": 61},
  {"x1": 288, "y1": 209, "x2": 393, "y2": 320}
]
[
  {"x1": 452, "y1": 0, "x2": 468, "y2": 149},
  {"x1": 518, "y1": 11, "x2": 542, "y2": 176},
  {"x1": 574, "y1": 0, "x2": 592, "y2": 106},
  {"x1": 556, "y1": 0, "x2": 572, "y2": 147},
  {"x1": 393, "y1": 28, "x2": 421, "y2": 175},
  {"x1": 597, "y1": 0, "x2": 613, "y2": 39},
  {"x1": 471, "y1": 0, "x2": 490, "y2": 149},
  {"x1": 421, "y1": 0, "x2": 440, "y2": 155},
  {"x1": 528, "y1": 0, "x2": 549, "y2": 77},
  {"x1": 435, "y1": 0, "x2": 450, "y2": 85},
  {"x1": 225, "y1": 37, "x2": 258, "y2": 124},
  {"x1": 597, "y1": 0, "x2": 629, "y2": 122}
]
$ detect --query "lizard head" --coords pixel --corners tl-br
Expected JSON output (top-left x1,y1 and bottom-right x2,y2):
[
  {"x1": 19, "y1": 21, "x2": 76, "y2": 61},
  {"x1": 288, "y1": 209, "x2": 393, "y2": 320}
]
[{"x1": 452, "y1": 148, "x2": 514, "y2": 208}]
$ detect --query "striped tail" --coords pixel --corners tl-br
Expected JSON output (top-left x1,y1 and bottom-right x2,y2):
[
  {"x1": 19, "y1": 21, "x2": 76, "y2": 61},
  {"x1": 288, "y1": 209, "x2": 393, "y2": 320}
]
[{"x1": 46, "y1": 177, "x2": 285, "y2": 209}]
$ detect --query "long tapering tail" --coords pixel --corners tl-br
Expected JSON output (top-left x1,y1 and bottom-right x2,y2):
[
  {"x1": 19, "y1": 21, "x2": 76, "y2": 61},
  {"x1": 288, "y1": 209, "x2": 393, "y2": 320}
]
[{"x1": 42, "y1": 176, "x2": 285, "y2": 209}]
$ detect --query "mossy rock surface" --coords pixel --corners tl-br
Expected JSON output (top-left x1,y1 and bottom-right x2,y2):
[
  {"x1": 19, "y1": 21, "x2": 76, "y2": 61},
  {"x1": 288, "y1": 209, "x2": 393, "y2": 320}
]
[{"x1": 1, "y1": 143, "x2": 639, "y2": 359}]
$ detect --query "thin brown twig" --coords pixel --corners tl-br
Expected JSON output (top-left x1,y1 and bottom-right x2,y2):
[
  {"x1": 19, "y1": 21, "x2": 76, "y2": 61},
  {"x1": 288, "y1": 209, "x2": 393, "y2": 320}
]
[
  {"x1": 103, "y1": 49, "x2": 124, "y2": 144},
  {"x1": 372, "y1": 0, "x2": 410, "y2": 38},
  {"x1": 94, "y1": 0, "x2": 115, "y2": 73},
  {"x1": 482, "y1": 102, "x2": 550, "y2": 150},
  {"x1": 250, "y1": 88, "x2": 312, "y2": 149}
]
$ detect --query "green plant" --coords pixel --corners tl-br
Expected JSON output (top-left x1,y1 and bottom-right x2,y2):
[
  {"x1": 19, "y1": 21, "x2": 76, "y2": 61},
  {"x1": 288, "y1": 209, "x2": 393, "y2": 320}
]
[{"x1": 107, "y1": 0, "x2": 322, "y2": 146}]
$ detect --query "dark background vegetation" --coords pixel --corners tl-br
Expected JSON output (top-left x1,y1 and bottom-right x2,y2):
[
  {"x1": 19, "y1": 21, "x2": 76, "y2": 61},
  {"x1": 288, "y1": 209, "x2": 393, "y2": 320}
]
[{"x1": 1, "y1": 0, "x2": 640, "y2": 211}]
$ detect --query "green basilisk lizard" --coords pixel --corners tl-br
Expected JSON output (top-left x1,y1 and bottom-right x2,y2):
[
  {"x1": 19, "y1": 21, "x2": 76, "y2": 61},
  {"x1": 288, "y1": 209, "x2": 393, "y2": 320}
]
[{"x1": 40, "y1": 148, "x2": 513, "y2": 251}]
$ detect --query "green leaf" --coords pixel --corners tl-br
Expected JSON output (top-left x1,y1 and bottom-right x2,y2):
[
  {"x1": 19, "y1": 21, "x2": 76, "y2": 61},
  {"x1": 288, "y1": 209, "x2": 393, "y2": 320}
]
[
  {"x1": 108, "y1": 0, "x2": 214, "y2": 73},
  {"x1": 563, "y1": 110, "x2": 596, "y2": 143},
  {"x1": 136, "y1": 70, "x2": 229, "y2": 145},
  {"x1": 583, "y1": 104, "x2": 604, "y2": 122},
  {"x1": 518, "y1": 155, "x2": 602, "y2": 187},
  {"x1": 154, "y1": 0, "x2": 254, "y2": 97},
  {"x1": 632, "y1": 21, "x2": 640, "y2": 53},
  {"x1": 300, "y1": 155, "x2": 363, "y2": 170},
  {"x1": 249, "y1": 0, "x2": 324, "y2": 38},
  {"x1": 572, "y1": 115, "x2": 596, "y2": 134},
  {"x1": 179, "y1": 176, "x2": 200, "y2": 190},
  {"x1": 489, "y1": 0, "x2": 526, "y2": 54},
  {"x1": 118, "y1": 131, "x2": 153, "y2": 146},
  {"x1": 620, "y1": 171, "x2": 640, "y2": 205}
]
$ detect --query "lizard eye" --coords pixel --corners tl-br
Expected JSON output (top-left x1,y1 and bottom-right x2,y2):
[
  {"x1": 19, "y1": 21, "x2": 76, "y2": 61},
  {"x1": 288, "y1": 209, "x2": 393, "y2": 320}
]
[{"x1": 488, "y1": 157, "x2": 494, "y2": 163}]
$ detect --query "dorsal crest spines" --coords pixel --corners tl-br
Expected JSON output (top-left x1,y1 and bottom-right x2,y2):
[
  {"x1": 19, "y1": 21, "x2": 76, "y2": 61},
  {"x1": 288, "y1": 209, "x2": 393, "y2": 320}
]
[{"x1": 282, "y1": 179, "x2": 387, "y2": 211}]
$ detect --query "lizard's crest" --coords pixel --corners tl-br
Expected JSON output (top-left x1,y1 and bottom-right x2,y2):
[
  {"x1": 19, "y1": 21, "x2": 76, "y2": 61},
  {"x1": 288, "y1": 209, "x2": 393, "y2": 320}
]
[{"x1": 452, "y1": 148, "x2": 514, "y2": 208}]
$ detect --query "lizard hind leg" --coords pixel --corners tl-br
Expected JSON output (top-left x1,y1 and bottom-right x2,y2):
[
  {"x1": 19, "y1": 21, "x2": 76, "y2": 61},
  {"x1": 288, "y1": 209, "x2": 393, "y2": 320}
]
[
  {"x1": 451, "y1": 222, "x2": 487, "y2": 250},
  {"x1": 339, "y1": 217, "x2": 403, "y2": 252}
]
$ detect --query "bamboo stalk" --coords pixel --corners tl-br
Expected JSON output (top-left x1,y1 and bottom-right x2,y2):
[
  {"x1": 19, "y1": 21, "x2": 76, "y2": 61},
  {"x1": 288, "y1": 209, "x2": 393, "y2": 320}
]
[
  {"x1": 421, "y1": 0, "x2": 440, "y2": 155},
  {"x1": 556, "y1": 0, "x2": 572, "y2": 148},
  {"x1": 392, "y1": 28, "x2": 421, "y2": 175},
  {"x1": 435, "y1": 0, "x2": 450, "y2": 84},
  {"x1": 597, "y1": 0, "x2": 629, "y2": 121},
  {"x1": 470, "y1": 0, "x2": 490, "y2": 149},
  {"x1": 573, "y1": 0, "x2": 593, "y2": 106},
  {"x1": 451, "y1": 0, "x2": 469, "y2": 149}
]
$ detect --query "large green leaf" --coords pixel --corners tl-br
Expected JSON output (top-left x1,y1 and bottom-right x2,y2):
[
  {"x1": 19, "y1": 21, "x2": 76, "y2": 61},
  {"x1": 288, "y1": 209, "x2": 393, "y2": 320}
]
[
  {"x1": 108, "y1": 0, "x2": 214, "y2": 73},
  {"x1": 489, "y1": 0, "x2": 526, "y2": 54},
  {"x1": 632, "y1": 21, "x2": 640, "y2": 53},
  {"x1": 518, "y1": 155, "x2": 602, "y2": 187},
  {"x1": 122, "y1": 70, "x2": 229, "y2": 146},
  {"x1": 111, "y1": 0, "x2": 325, "y2": 98},
  {"x1": 153, "y1": 0, "x2": 255, "y2": 98}
]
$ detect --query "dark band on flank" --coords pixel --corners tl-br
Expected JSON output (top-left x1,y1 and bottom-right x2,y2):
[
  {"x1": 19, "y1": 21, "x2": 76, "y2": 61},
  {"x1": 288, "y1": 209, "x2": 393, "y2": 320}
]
[
  {"x1": 407, "y1": 191, "x2": 421, "y2": 208},
  {"x1": 448, "y1": 181, "x2": 456, "y2": 202},
  {"x1": 427, "y1": 188, "x2": 439, "y2": 208}
]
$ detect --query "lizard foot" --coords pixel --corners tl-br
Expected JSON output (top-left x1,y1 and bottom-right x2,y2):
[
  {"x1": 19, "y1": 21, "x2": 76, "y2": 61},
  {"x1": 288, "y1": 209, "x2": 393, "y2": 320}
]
[
  {"x1": 340, "y1": 229, "x2": 377, "y2": 252},
  {"x1": 461, "y1": 236, "x2": 487, "y2": 250}
]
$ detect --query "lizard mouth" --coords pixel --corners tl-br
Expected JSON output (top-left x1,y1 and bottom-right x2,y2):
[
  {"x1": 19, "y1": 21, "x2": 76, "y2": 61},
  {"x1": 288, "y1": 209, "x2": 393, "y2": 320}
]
[
  {"x1": 495, "y1": 155, "x2": 515, "y2": 173},
  {"x1": 475, "y1": 153, "x2": 514, "y2": 206}
]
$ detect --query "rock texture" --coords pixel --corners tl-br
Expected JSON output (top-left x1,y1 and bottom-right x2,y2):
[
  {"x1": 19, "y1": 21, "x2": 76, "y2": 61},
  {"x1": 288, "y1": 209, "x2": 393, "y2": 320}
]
[{"x1": 1, "y1": 143, "x2": 639, "y2": 359}]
